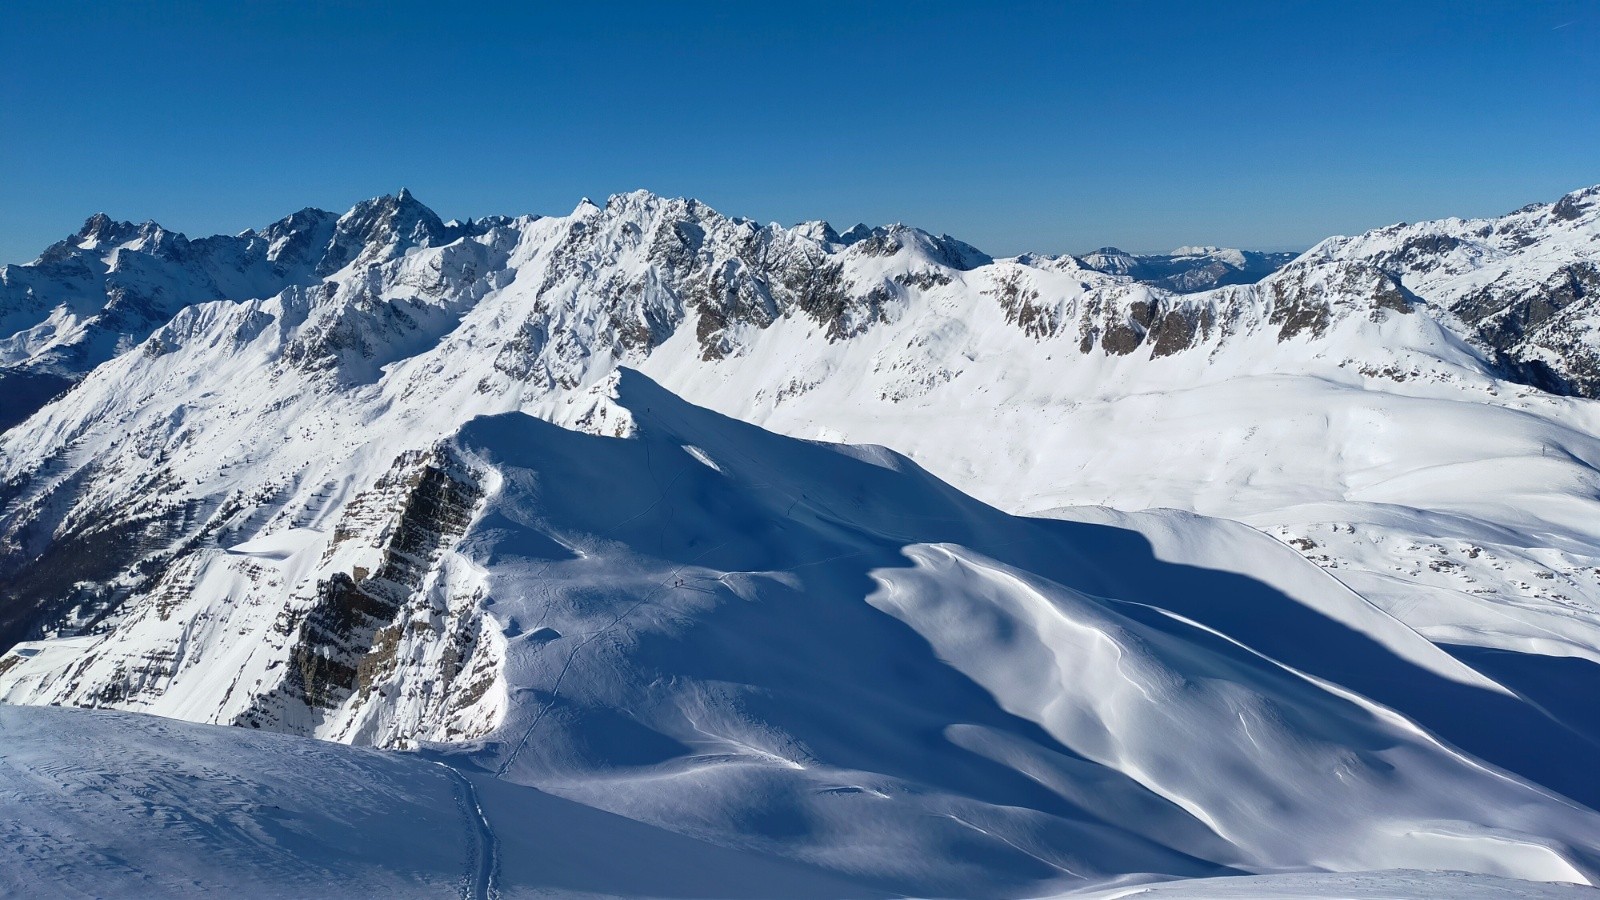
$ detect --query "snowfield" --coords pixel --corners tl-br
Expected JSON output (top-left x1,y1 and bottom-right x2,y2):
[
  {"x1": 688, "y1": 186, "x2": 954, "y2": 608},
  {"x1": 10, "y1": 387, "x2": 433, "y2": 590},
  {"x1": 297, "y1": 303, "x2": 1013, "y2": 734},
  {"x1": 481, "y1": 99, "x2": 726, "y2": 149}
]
[
  {"x1": 6, "y1": 704, "x2": 1592, "y2": 898},
  {"x1": 1, "y1": 185, "x2": 1599, "y2": 897},
  {"x1": 0, "y1": 705, "x2": 879, "y2": 899}
]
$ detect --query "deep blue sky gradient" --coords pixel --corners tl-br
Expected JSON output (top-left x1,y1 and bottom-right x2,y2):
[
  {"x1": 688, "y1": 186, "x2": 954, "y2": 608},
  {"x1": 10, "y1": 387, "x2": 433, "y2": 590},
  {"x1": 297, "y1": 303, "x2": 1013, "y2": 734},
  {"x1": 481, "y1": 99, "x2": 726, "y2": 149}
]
[{"x1": 2, "y1": 0, "x2": 1596, "y2": 263}]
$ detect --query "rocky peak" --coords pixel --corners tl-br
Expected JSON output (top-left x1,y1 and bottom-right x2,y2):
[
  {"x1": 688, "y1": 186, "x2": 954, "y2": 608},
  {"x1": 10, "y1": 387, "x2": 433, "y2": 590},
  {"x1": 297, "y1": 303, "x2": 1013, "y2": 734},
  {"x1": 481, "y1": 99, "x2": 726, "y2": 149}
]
[
  {"x1": 791, "y1": 220, "x2": 841, "y2": 245},
  {"x1": 1078, "y1": 247, "x2": 1138, "y2": 276},
  {"x1": 75, "y1": 213, "x2": 137, "y2": 246},
  {"x1": 840, "y1": 223, "x2": 991, "y2": 271},
  {"x1": 836, "y1": 223, "x2": 873, "y2": 245},
  {"x1": 1549, "y1": 185, "x2": 1600, "y2": 224},
  {"x1": 256, "y1": 207, "x2": 340, "y2": 268},
  {"x1": 316, "y1": 190, "x2": 454, "y2": 276},
  {"x1": 1281, "y1": 185, "x2": 1600, "y2": 397}
]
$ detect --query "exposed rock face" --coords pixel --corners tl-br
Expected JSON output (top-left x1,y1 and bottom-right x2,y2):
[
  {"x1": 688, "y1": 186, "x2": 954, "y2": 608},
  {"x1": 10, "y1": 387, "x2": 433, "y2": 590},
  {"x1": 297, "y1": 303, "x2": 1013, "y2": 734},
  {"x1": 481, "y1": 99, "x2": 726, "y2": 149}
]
[
  {"x1": 1298, "y1": 185, "x2": 1600, "y2": 397},
  {"x1": 236, "y1": 449, "x2": 490, "y2": 742},
  {"x1": 991, "y1": 253, "x2": 1420, "y2": 361},
  {"x1": 0, "y1": 440, "x2": 499, "y2": 748},
  {"x1": 1060, "y1": 188, "x2": 1600, "y2": 398},
  {"x1": 1450, "y1": 261, "x2": 1600, "y2": 396}
]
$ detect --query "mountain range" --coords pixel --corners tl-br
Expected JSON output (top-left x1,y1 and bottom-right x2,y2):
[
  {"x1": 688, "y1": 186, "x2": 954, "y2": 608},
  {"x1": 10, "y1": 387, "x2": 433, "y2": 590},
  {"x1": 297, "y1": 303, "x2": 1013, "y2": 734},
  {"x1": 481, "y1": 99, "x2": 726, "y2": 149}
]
[
  {"x1": 2, "y1": 185, "x2": 1599, "y2": 897},
  {"x1": 1074, "y1": 245, "x2": 1300, "y2": 292}
]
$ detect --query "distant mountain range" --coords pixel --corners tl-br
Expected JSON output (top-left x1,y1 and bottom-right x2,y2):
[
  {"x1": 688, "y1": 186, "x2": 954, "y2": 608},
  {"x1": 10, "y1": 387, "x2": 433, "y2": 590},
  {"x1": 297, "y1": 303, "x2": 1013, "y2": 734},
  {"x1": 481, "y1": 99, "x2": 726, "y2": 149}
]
[{"x1": 1074, "y1": 245, "x2": 1300, "y2": 292}]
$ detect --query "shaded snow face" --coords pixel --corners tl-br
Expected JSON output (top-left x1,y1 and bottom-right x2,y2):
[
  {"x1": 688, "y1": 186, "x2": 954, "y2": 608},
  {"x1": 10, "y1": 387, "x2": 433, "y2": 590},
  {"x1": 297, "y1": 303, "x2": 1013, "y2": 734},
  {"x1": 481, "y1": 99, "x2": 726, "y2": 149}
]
[
  {"x1": 0, "y1": 704, "x2": 882, "y2": 900},
  {"x1": 10, "y1": 703, "x2": 1588, "y2": 899}
]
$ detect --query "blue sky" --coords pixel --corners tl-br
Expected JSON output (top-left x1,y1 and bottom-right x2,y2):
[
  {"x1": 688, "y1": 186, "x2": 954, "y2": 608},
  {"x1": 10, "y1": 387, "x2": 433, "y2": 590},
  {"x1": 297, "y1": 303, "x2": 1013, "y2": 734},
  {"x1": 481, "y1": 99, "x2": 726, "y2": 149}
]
[{"x1": 1, "y1": 1, "x2": 1596, "y2": 263}]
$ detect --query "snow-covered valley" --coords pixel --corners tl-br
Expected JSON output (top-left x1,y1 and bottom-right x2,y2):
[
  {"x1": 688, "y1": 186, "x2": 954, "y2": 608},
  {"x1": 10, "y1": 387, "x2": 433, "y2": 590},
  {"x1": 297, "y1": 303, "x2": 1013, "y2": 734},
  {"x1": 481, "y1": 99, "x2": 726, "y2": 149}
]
[{"x1": 2, "y1": 185, "x2": 1600, "y2": 897}]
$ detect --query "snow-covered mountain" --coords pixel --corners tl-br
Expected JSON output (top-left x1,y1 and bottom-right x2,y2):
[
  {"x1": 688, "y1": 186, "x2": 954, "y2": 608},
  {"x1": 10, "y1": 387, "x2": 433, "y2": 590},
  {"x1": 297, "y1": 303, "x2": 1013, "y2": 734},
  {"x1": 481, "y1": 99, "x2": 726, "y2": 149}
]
[
  {"x1": 0, "y1": 189, "x2": 482, "y2": 429},
  {"x1": 1076, "y1": 245, "x2": 1299, "y2": 292},
  {"x1": 3, "y1": 185, "x2": 1600, "y2": 895}
]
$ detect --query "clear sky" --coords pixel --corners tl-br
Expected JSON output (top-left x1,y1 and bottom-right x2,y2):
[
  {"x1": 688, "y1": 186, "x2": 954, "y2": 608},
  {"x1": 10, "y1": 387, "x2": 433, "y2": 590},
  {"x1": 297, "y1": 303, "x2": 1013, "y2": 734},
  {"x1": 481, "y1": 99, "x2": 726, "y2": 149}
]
[{"x1": 2, "y1": 1, "x2": 1596, "y2": 264}]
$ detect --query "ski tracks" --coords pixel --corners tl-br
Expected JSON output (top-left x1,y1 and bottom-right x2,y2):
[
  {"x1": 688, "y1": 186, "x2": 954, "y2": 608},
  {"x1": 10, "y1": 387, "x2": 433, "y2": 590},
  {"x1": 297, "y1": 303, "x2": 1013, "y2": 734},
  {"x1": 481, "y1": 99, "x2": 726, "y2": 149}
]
[{"x1": 433, "y1": 761, "x2": 500, "y2": 900}]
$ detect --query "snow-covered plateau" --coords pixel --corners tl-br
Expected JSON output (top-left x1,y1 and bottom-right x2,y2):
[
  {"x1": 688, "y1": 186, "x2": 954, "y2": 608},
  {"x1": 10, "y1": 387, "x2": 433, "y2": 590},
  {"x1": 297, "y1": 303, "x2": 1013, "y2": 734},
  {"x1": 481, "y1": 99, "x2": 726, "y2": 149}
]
[{"x1": 2, "y1": 185, "x2": 1599, "y2": 898}]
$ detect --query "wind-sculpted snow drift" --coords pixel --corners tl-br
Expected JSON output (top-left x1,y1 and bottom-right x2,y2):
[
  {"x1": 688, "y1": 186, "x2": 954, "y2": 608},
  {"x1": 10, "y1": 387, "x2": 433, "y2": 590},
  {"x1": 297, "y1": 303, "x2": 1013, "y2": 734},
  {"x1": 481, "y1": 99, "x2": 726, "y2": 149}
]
[{"x1": 2, "y1": 185, "x2": 1600, "y2": 896}]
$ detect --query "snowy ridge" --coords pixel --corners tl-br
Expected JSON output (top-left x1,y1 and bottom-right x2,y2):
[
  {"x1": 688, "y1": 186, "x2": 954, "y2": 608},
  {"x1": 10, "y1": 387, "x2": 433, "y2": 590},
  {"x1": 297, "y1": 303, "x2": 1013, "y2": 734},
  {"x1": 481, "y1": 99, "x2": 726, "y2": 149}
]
[{"x1": 1300, "y1": 185, "x2": 1600, "y2": 396}]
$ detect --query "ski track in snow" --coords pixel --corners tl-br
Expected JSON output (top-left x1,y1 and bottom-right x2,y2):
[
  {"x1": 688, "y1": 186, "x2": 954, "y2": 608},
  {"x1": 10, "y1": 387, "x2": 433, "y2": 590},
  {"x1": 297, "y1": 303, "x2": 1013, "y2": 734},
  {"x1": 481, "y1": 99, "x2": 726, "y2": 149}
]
[{"x1": 433, "y1": 760, "x2": 500, "y2": 900}]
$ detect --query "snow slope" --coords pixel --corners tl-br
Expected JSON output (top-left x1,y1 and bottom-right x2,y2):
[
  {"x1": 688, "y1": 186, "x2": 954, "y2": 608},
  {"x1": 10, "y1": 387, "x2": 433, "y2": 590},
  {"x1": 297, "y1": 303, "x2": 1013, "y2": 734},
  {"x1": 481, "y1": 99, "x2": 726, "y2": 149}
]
[
  {"x1": 1074, "y1": 871, "x2": 1599, "y2": 899},
  {"x1": 7, "y1": 704, "x2": 1592, "y2": 899},
  {"x1": 423, "y1": 375, "x2": 1600, "y2": 895},
  {"x1": 0, "y1": 704, "x2": 879, "y2": 899}
]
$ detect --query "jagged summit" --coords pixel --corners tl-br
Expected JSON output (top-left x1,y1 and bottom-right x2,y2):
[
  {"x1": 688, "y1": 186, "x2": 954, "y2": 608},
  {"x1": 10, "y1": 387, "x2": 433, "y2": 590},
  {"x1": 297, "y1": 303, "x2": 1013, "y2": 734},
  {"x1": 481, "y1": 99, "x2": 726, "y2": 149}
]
[
  {"x1": 789, "y1": 219, "x2": 841, "y2": 244},
  {"x1": 75, "y1": 212, "x2": 137, "y2": 244},
  {"x1": 58, "y1": 213, "x2": 170, "y2": 255},
  {"x1": 314, "y1": 188, "x2": 456, "y2": 275},
  {"x1": 836, "y1": 222, "x2": 873, "y2": 244}
]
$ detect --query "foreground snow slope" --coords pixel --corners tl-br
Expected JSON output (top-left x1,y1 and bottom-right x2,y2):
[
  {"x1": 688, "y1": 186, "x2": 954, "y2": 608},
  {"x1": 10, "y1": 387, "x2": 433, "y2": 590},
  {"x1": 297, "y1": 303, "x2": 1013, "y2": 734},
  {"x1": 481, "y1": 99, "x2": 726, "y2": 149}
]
[
  {"x1": 1074, "y1": 871, "x2": 1599, "y2": 899},
  {"x1": 7, "y1": 704, "x2": 1593, "y2": 900},
  {"x1": 0, "y1": 704, "x2": 880, "y2": 899}
]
